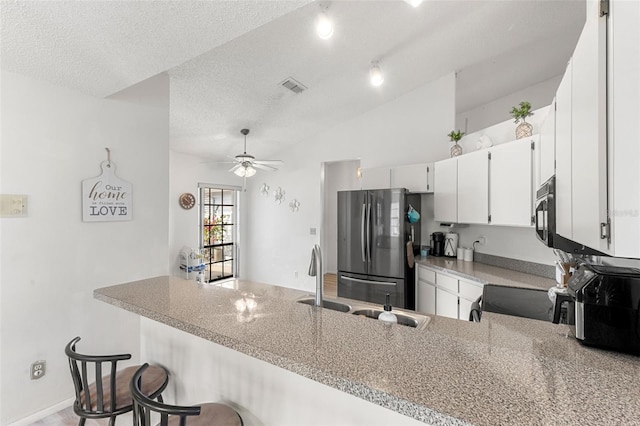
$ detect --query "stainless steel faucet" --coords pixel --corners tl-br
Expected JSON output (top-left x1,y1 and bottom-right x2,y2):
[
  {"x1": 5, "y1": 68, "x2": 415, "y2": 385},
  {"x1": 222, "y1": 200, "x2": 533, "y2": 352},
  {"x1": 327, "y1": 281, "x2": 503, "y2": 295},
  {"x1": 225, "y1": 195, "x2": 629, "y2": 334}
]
[{"x1": 308, "y1": 244, "x2": 323, "y2": 307}]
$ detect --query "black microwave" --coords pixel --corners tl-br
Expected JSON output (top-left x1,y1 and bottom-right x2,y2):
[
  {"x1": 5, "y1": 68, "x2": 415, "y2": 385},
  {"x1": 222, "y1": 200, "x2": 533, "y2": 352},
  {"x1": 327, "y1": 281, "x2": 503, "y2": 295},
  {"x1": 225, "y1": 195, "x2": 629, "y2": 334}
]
[
  {"x1": 534, "y1": 176, "x2": 605, "y2": 256},
  {"x1": 534, "y1": 176, "x2": 556, "y2": 247}
]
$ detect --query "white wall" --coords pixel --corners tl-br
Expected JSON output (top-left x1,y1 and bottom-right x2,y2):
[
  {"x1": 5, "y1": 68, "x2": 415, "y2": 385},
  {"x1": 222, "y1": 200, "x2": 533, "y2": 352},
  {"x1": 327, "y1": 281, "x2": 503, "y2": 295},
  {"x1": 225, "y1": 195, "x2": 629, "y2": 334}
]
[
  {"x1": 322, "y1": 160, "x2": 361, "y2": 274},
  {"x1": 0, "y1": 71, "x2": 170, "y2": 424},
  {"x1": 243, "y1": 73, "x2": 456, "y2": 291},
  {"x1": 168, "y1": 150, "x2": 244, "y2": 278},
  {"x1": 456, "y1": 75, "x2": 562, "y2": 135}
]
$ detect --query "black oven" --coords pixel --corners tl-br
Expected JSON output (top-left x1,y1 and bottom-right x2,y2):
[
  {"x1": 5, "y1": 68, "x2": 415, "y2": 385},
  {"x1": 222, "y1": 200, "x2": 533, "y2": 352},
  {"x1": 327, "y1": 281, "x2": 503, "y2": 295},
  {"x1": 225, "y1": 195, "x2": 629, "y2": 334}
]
[{"x1": 470, "y1": 285, "x2": 559, "y2": 323}]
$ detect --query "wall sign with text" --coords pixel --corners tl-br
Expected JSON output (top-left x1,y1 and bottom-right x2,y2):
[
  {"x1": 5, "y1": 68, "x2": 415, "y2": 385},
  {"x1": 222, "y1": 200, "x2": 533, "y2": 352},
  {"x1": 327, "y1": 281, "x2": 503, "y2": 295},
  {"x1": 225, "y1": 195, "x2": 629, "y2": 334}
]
[{"x1": 82, "y1": 161, "x2": 132, "y2": 222}]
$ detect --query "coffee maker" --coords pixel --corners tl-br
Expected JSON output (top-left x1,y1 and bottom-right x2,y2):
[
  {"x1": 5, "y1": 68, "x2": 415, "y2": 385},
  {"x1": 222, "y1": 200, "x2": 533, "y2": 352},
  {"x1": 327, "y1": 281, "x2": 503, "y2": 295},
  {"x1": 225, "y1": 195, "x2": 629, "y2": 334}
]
[
  {"x1": 431, "y1": 232, "x2": 444, "y2": 257},
  {"x1": 552, "y1": 262, "x2": 640, "y2": 354}
]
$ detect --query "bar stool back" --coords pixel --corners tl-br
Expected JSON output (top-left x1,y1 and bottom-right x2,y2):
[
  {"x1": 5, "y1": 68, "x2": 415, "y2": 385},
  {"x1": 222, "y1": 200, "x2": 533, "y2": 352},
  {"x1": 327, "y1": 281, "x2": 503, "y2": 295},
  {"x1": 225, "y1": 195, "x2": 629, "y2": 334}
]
[
  {"x1": 65, "y1": 337, "x2": 168, "y2": 426},
  {"x1": 130, "y1": 363, "x2": 243, "y2": 426}
]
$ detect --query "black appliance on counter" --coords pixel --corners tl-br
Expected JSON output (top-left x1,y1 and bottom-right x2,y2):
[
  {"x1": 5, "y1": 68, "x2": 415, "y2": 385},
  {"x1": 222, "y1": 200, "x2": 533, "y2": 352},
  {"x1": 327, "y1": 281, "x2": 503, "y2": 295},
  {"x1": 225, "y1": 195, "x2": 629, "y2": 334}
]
[
  {"x1": 431, "y1": 232, "x2": 444, "y2": 257},
  {"x1": 552, "y1": 263, "x2": 640, "y2": 355},
  {"x1": 470, "y1": 285, "x2": 558, "y2": 323},
  {"x1": 534, "y1": 176, "x2": 606, "y2": 256},
  {"x1": 337, "y1": 188, "x2": 420, "y2": 310}
]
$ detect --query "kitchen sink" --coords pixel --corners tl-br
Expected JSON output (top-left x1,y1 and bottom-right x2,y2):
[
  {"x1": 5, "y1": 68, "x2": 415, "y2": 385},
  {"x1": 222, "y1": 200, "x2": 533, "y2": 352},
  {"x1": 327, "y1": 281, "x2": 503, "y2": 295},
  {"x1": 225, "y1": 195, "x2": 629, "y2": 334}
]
[
  {"x1": 351, "y1": 309, "x2": 420, "y2": 328},
  {"x1": 296, "y1": 296, "x2": 430, "y2": 330},
  {"x1": 296, "y1": 297, "x2": 351, "y2": 313}
]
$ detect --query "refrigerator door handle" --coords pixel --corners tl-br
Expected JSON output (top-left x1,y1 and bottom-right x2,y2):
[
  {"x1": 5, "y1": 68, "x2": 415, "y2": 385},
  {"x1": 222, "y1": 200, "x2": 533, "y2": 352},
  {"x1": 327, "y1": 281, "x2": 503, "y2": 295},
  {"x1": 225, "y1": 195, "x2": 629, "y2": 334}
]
[
  {"x1": 340, "y1": 276, "x2": 397, "y2": 286},
  {"x1": 366, "y1": 202, "x2": 372, "y2": 262},
  {"x1": 361, "y1": 203, "x2": 367, "y2": 262}
]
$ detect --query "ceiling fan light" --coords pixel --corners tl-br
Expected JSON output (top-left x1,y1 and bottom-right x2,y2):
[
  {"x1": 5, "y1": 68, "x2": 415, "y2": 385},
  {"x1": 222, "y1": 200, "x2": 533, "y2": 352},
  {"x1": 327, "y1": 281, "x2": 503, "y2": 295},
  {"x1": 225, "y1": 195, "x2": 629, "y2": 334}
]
[
  {"x1": 244, "y1": 166, "x2": 257, "y2": 177},
  {"x1": 370, "y1": 63, "x2": 384, "y2": 87},
  {"x1": 234, "y1": 164, "x2": 256, "y2": 178},
  {"x1": 316, "y1": 11, "x2": 334, "y2": 39}
]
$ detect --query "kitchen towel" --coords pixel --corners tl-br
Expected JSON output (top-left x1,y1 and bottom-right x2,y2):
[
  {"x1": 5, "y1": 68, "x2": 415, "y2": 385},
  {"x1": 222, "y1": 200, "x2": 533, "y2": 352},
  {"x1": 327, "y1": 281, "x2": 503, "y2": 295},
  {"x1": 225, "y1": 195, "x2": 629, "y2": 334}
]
[{"x1": 406, "y1": 241, "x2": 415, "y2": 268}]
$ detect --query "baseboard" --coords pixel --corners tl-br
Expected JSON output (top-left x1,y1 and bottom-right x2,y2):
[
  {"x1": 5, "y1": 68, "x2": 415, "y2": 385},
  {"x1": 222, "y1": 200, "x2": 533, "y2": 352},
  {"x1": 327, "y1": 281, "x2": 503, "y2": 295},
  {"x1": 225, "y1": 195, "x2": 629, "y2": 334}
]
[{"x1": 7, "y1": 397, "x2": 74, "y2": 426}]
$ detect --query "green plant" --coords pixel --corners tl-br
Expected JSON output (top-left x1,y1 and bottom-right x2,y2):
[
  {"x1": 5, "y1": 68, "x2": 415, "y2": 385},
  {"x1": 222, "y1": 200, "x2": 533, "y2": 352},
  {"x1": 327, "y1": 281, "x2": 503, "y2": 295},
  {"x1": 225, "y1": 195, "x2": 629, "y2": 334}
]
[
  {"x1": 447, "y1": 130, "x2": 464, "y2": 142},
  {"x1": 203, "y1": 207, "x2": 229, "y2": 245},
  {"x1": 510, "y1": 101, "x2": 534, "y2": 124}
]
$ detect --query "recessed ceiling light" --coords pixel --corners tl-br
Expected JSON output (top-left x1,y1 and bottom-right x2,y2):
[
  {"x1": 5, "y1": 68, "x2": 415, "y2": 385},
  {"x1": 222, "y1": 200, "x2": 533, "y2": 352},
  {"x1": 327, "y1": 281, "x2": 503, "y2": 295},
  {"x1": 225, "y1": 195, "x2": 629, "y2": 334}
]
[
  {"x1": 316, "y1": 11, "x2": 334, "y2": 39},
  {"x1": 370, "y1": 62, "x2": 384, "y2": 87},
  {"x1": 404, "y1": 0, "x2": 424, "y2": 7}
]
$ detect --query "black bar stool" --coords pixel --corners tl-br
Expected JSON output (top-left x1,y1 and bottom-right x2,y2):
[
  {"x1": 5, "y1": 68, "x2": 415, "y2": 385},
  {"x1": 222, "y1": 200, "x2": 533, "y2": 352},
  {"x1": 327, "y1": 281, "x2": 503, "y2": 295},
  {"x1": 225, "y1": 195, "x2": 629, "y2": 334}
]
[
  {"x1": 130, "y1": 363, "x2": 243, "y2": 426},
  {"x1": 65, "y1": 336, "x2": 169, "y2": 426}
]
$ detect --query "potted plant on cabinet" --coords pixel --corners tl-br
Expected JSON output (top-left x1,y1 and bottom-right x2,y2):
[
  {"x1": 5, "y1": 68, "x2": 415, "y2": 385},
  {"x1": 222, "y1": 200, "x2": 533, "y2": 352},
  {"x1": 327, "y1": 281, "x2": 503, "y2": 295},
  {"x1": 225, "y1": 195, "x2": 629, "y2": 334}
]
[
  {"x1": 448, "y1": 130, "x2": 464, "y2": 157},
  {"x1": 510, "y1": 101, "x2": 534, "y2": 139}
]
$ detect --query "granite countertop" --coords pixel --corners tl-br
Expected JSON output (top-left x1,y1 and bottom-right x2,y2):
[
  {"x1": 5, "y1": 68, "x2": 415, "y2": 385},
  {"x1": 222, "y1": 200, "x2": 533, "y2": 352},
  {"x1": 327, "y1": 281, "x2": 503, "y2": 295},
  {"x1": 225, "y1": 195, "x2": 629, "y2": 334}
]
[
  {"x1": 415, "y1": 257, "x2": 556, "y2": 290},
  {"x1": 95, "y1": 276, "x2": 640, "y2": 426}
]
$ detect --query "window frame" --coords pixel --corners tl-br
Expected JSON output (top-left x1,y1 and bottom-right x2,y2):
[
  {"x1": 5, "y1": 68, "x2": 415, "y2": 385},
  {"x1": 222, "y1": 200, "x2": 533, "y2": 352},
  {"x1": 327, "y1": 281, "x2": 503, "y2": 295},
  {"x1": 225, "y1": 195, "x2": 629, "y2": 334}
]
[{"x1": 198, "y1": 183, "x2": 241, "y2": 283}]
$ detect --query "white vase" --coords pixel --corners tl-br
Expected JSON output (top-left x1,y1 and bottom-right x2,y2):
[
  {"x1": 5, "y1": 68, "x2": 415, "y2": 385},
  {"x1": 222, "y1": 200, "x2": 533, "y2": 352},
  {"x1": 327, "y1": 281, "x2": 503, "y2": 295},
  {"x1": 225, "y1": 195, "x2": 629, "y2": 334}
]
[{"x1": 516, "y1": 121, "x2": 533, "y2": 139}]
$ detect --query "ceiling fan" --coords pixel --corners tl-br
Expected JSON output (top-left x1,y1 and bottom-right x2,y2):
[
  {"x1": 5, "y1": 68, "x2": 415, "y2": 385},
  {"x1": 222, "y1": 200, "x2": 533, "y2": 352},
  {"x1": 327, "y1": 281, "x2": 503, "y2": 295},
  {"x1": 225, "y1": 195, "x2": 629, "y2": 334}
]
[{"x1": 227, "y1": 129, "x2": 283, "y2": 178}]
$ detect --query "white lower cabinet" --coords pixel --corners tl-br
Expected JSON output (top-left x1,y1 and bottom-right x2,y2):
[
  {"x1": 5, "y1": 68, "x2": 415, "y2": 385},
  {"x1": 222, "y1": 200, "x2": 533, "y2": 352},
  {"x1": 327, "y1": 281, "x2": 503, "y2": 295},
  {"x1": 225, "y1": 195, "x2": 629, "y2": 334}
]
[
  {"x1": 458, "y1": 297, "x2": 474, "y2": 322},
  {"x1": 415, "y1": 264, "x2": 484, "y2": 321},
  {"x1": 416, "y1": 281, "x2": 436, "y2": 315},
  {"x1": 435, "y1": 288, "x2": 459, "y2": 319}
]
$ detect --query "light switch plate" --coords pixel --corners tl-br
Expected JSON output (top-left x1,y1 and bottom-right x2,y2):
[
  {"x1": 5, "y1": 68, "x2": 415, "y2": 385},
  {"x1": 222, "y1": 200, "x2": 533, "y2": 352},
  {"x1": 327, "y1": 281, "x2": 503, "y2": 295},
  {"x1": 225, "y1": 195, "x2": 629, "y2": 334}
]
[{"x1": 0, "y1": 194, "x2": 28, "y2": 217}]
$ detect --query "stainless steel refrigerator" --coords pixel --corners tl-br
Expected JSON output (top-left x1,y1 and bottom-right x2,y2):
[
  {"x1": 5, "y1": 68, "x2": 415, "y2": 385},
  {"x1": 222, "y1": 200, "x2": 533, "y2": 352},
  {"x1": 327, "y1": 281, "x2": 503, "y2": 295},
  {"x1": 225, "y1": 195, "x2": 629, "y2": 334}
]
[{"x1": 337, "y1": 188, "x2": 420, "y2": 309}]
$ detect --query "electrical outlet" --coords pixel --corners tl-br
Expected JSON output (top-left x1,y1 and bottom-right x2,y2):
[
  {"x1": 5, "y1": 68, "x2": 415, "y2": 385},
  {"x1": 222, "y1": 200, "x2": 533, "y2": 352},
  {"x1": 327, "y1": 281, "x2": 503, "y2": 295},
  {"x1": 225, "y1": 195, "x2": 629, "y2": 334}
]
[
  {"x1": 294, "y1": 270, "x2": 298, "y2": 278},
  {"x1": 30, "y1": 360, "x2": 46, "y2": 380},
  {"x1": 310, "y1": 228, "x2": 317, "y2": 235},
  {"x1": 478, "y1": 236, "x2": 487, "y2": 245},
  {"x1": 0, "y1": 194, "x2": 28, "y2": 217}
]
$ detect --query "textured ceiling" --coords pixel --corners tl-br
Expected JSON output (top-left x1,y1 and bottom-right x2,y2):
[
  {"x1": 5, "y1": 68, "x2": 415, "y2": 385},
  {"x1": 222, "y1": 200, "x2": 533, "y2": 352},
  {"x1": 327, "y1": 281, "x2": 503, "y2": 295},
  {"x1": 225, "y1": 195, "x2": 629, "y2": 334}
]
[
  {"x1": 1, "y1": 0, "x2": 585, "y2": 164},
  {"x1": 1, "y1": 0, "x2": 309, "y2": 97}
]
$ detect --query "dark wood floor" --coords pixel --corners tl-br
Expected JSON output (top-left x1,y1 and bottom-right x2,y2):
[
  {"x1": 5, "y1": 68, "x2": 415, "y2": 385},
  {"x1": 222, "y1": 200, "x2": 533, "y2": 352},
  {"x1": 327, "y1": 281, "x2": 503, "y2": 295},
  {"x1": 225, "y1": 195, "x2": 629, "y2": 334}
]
[{"x1": 324, "y1": 272, "x2": 337, "y2": 297}]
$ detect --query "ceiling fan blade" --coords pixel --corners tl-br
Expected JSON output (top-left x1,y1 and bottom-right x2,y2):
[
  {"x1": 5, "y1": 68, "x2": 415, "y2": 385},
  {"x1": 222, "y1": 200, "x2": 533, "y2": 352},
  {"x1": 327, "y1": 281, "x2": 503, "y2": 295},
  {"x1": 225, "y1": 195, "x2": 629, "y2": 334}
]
[
  {"x1": 200, "y1": 160, "x2": 237, "y2": 165},
  {"x1": 229, "y1": 164, "x2": 242, "y2": 172},
  {"x1": 253, "y1": 163, "x2": 278, "y2": 171},
  {"x1": 253, "y1": 160, "x2": 283, "y2": 165}
]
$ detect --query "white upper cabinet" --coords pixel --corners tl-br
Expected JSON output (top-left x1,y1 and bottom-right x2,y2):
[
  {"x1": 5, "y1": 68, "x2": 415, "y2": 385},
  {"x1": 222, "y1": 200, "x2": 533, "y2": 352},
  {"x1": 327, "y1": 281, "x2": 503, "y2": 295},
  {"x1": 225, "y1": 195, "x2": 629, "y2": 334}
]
[
  {"x1": 435, "y1": 138, "x2": 536, "y2": 227},
  {"x1": 434, "y1": 158, "x2": 458, "y2": 223},
  {"x1": 609, "y1": 0, "x2": 640, "y2": 257},
  {"x1": 570, "y1": 0, "x2": 608, "y2": 253},
  {"x1": 361, "y1": 167, "x2": 390, "y2": 190},
  {"x1": 457, "y1": 149, "x2": 489, "y2": 224},
  {"x1": 555, "y1": 60, "x2": 573, "y2": 240},
  {"x1": 390, "y1": 163, "x2": 434, "y2": 193},
  {"x1": 553, "y1": 0, "x2": 639, "y2": 257},
  {"x1": 489, "y1": 137, "x2": 535, "y2": 227},
  {"x1": 537, "y1": 99, "x2": 556, "y2": 186}
]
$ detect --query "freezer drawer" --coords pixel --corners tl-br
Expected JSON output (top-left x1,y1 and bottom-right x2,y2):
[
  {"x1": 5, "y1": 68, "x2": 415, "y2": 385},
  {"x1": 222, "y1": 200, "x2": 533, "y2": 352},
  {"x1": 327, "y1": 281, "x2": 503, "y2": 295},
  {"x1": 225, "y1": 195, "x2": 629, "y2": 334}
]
[{"x1": 337, "y1": 271, "x2": 407, "y2": 309}]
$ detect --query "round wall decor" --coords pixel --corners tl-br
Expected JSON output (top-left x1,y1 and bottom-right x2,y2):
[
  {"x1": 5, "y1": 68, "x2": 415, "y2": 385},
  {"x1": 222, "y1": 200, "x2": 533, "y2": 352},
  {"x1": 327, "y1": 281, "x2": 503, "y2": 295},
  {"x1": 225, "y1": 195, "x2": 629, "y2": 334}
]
[{"x1": 179, "y1": 193, "x2": 196, "y2": 210}]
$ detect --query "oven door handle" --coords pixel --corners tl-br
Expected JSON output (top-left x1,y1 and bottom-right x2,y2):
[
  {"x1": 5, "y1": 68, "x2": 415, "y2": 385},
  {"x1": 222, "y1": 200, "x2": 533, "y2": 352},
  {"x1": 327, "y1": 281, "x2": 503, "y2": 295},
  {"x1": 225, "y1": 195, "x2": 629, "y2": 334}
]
[{"x1": 535, "y1": 199, "x2": 547, "y2": 243}]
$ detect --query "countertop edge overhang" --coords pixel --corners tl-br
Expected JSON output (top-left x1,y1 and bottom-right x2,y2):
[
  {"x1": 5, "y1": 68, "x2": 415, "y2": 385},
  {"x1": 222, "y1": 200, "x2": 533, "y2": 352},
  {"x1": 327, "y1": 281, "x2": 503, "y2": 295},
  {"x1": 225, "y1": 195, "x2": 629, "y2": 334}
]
[
  {"x1": 94, "y1": 275, "x2": 640, "y2": 426},
  {"x1": 93, "y1": 280, "x2": 469, "y2": 426}
]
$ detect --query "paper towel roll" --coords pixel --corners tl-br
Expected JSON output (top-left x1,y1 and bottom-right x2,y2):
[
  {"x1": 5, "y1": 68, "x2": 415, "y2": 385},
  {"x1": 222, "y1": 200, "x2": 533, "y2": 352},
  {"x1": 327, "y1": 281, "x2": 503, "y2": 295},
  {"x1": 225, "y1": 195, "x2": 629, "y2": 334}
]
[{"x1": 463, "y1": 248, "x2": 473, "y2": 262}]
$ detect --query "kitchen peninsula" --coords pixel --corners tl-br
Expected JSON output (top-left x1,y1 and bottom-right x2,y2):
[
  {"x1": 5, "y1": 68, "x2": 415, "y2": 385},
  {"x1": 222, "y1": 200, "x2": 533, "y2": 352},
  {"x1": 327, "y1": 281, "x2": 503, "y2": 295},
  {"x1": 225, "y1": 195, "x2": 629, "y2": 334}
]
[{"x1": 95, "y1": 276, "x2": 640, "y2": 426}]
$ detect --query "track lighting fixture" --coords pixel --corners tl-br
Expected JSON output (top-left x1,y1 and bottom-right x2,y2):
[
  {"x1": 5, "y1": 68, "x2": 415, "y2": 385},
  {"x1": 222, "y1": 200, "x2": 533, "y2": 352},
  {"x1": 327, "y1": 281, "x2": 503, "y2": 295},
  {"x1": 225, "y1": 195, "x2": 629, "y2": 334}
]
[
  {"x1": 370, "y1": 61, "x2": 384, "y2": 87},
  {"x1": 316, "y1": 10, "x2": 334, "y2": 39},
  {"x1": 404, "y1": 0, "x2": 424, "y2": 7}
]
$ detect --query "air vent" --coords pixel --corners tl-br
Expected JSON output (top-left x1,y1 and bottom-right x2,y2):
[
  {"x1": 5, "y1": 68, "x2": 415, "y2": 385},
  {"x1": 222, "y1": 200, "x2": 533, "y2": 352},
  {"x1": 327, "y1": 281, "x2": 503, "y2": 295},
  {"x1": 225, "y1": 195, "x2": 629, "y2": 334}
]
[{"x1": 281, "y1": 77, "x2": 307, "y2": 94}]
